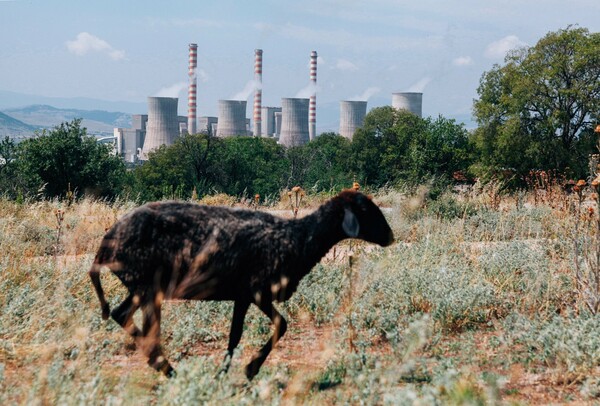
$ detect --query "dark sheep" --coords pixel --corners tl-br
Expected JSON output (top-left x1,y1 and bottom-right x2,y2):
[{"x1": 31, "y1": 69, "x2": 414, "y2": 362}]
[{"x1": 89, "y1": 190, "x2": 394, "y2": 379}]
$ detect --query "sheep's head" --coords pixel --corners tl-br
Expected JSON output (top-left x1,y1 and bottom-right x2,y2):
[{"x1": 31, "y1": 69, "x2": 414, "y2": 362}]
[{"x1": 337, "y1": 190, "x2": 394, "y2": 247}]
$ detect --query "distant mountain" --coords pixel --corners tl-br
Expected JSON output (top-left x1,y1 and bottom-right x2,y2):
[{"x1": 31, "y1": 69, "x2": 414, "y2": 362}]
[
  {"x1": 0, "y1": 111, "x2": 38, "y2": 139},
  {"x1": 0, "y1": 90, "x2": 147, "y2": 114},
  {"x1": 4, "y1": 105, "x2": 132, "y2": 136}
]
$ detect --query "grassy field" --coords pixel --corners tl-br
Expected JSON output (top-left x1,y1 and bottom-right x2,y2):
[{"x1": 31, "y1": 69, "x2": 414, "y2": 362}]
[{"x1": 1, "y1": 186, "x2": 600, "y2": 405}]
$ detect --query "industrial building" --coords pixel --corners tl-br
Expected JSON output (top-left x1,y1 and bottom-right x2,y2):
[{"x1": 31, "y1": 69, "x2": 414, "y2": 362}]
[{"x1": 261, "y1": 106, "x2": 282, "y2": 137}]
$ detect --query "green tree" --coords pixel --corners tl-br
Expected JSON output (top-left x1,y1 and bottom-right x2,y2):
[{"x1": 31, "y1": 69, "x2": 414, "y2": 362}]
[
  {"x1": 351, "y1": 107, "x2": 470, "y2": 186},
  {"x1": 472, "y1": 26, "x2": 600, "y2": 179},
  {"x1": 133, "y1": 133, "x2": 224, "y2": 201},
  {"x1": 219, "y1": 137, "x2": 288, "y2": 197},
  {"x1": 17, "y1": 120, "x2": 126, "y2": 198},
  {"x1": 286, "y1": 132, "x2": 352, "y2": 191},
  {"x1": 0, "y1": 136, "x2": 26, "y2": 198}
]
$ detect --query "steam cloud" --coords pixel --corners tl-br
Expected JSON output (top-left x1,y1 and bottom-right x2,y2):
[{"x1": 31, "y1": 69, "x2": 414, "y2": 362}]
[
  {"x1": 295, "y1": 82, "x2": 320, "y2": 98},
  {"x1": 350, "y1": 87, "x2": 380, "y2": 101},
  {"x1": 231, "y1": 79, "x2": 262, "y2": 101},
  {"x1": 155, "y1": 82, "x2": 188, "y2": 97},
  {"x1": 406, "y1": 77, "x2": 431, "y2": 92}
]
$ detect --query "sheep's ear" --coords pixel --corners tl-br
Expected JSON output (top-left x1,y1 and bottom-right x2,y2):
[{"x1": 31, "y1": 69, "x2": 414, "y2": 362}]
[{"x1": 342, "y1": 208, "x2": 360, "y2": 238}]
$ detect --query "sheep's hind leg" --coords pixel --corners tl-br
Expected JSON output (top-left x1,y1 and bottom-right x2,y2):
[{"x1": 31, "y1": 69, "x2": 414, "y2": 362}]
[
  {"x1": 245, "y1": 301, "x2": 287, "y2": 380},
  {"x1": 218, "y1": 299, "x2": 250, "y2": 375},
  {"x1": 141, "y1": 298, "x2": 175, "y2": 377},
  {"x1": 111, "y1": 292, "x2": 142, "y2": 337}
]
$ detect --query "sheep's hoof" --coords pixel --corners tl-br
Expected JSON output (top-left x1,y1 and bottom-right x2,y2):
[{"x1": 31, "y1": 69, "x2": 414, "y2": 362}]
[
  {"x1": 166, "y1": 367, "x2": 177, "y2": 378},
  {"x1": 245, "y1": 362, "x2": 259, "y2": 380}
]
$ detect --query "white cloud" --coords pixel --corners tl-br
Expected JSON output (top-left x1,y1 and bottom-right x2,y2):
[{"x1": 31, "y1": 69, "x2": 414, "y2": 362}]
[
  {"x1": 66, "y1": 32, "x2": 125, "y2": 60},
  {"x1": 335, "y1": 58, "x2": 358, "y2": 71},
  {"x1": 452, "y1": 56, "x2": 473, "y2": 66},
  {"x1": 276, "y1": 23, "x2": 443, "y2": 52},
  {"x1": 485, "y1": 35, "x2": 527, "y2": 59}
]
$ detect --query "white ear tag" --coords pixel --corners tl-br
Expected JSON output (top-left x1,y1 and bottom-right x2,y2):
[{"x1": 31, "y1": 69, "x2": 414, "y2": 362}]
[{"x1": 342, "y1": 208, "x2": 360, "y2": 237}]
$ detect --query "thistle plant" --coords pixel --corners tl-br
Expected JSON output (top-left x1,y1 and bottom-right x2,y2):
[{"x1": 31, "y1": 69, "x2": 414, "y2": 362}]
[{"x1": 288, "y1": 186, "x2": 304, "y2": 219}]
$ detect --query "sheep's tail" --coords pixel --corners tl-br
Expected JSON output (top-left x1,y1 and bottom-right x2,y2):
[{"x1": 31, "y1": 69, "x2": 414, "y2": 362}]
[{"x1": 89, "y1": 263, "x2": 110, "y2": 320}]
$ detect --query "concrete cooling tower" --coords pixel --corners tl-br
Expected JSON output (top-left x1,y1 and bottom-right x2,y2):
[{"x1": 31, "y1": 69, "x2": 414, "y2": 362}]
[
  {"x1": 392, "y1": 92, "x2": 423, "y2": 117},
  {"x1": 339, "y1": 100, "x2": 367, "y2": 140},
  {"x1": 216, "y1": 100, "x2": 247, "y2": 137},
  {"x1": 279, "y1": 98, "x2": 309, "y2": 147},
  {"x1": 141, "y1": 97, "x2": 179, "y2": 159}
]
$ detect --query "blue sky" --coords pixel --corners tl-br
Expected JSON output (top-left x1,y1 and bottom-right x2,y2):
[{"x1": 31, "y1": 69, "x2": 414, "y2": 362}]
[{"x1": 1, "y1": 0, "x2": 599, "y2": 130}]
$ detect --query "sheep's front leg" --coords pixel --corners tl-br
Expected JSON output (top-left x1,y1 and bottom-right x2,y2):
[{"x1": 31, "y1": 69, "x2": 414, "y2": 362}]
[
  {"x1": 245, "y1": 301, "x2": 287, "y2": 380},
  {"x1": 219, "y1": 299, "x2": 250, "y2": 374}
]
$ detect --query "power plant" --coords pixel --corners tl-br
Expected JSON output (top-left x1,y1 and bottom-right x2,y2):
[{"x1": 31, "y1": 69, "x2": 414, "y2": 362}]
[
  {"x1": 392, "y1": 92, "x2": 423, "y2": 117},
  {"x1": 339, "y1": 101, "x2": 367, "y2": 139},
  {"x1": 216, "y1": 100, "x2": 247, "y2": 137},
  {"x1": 111, "y1": 44, "x2": 429, "y2": 162},
  {"x1": 279, "y1": 98, "x2": 309, "y2": 147}
]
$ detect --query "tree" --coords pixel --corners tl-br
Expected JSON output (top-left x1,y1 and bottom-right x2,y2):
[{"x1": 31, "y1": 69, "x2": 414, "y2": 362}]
[
  {"x1": 0, "y1": 136, "x2": 26, "y2": 198},
  {"x1": 17, "y1": 120, "x2": 126, "y2": 198},
  {"x1": 219, "y1": 137, "x2": 288, "y2": 197},
  {"x1": 285, "y1": 133, "x2": 352, "y2": 191},
  {"x1": 473, "y1": 26, "x2": 600, "y2": 179},
  {"x1": 350, "y1": 107, "x2": 470, "y2": 186}
]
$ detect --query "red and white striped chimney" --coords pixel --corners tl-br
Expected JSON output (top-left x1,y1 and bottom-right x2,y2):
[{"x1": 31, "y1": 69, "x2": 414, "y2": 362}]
[
  {"x1": 253, "y1": 49, "x2": 263, "y2": 137},
  {"x1": 309, "y1": 50, "x2": 317, "y2": 140},
  {"x1": 188, "y1": 43, "x2": 198, "y2": 134}
]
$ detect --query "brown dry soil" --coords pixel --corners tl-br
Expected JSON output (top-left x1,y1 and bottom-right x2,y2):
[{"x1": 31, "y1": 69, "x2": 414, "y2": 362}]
[{"x1": 103, "y1": 322, "x2": 590, "y2": 404}]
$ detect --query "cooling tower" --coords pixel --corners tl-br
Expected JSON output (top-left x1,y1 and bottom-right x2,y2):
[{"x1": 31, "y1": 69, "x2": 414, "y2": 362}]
[
  {"x1": 309, "y1": 50, "x2": 317, "y2": 140},
  {"x1": 188, "y1": 43, "x2": 198, "y2": 134},
  {"x1": 279, "y1": 98, "x2": 309, "y2": 147},
  {"x1": 392, "y1": 92, "x2": 423, "y2": 117},
  {"x1": 253, "y1": 49, "x2": 263, "y2": 136},
  {"x1": 141, "y1": 97, "x2": 179, "y2": 159},
  {"x1": 339, "y1": 101, "x2": 367, "y2": 140},
  {"x1": 216, "y1": 100, "x2": 247, "y2": 137}
]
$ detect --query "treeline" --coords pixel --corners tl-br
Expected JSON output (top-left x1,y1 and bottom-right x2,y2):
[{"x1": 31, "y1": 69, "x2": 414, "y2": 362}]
[
  {"x1": 0, "y1": 26, "x2": 598, "y2": 202},
  {"x1": 0, "y1": 112, "x2": 472, "y2": 201}
]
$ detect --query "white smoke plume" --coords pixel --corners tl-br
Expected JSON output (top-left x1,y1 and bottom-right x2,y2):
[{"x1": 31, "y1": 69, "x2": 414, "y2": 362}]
[
  {"x1": 231, "y1": 79, "x2": 262, "y2": 101},
  {"x1": 350, "y1": 86, "x2": 380, "y2": 101},
  {"x1": 154, "y1": 82, "x2": 188, "y2": 97},
  {"x1": 406, "y1": 77, "x2": 431, "y2": 92},
  {"x1": 295, "y1": 82, "x2": 320, "y2": 98}
]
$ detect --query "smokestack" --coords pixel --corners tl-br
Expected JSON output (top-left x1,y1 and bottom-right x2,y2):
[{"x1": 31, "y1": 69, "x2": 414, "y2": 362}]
[
  {"x1": 392, "y1": 92, "x2": 423, "y2": 117},
  {"x1": 188, "y1": 43, "x2": 198, "y2": 134},
  {"x1": 309, "y1": 50, "x2": 317, "y2": 140},
  {"x1": 339, "y1": 100, "x2": 367, "y2": 140},
  {"x1": 253, "y1": 49, "x2": 263, "y2": 136},
  {"x1": 216, "y1": 100, "x2": 247, "y2": 137},
  {"x1": 279, "y1": 97, "x2": 309, "y2": 147},
  {"x1": 141, "y1": 97, "x2": 179, "y2": 159}
]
